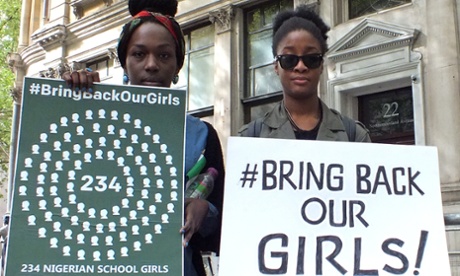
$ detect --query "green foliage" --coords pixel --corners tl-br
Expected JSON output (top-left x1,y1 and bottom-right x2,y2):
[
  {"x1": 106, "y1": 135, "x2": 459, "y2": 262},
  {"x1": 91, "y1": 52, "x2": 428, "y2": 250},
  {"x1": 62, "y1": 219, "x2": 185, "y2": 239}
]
[{"x1": 0, "y1": 0, "x2": 21, "y2": 169}]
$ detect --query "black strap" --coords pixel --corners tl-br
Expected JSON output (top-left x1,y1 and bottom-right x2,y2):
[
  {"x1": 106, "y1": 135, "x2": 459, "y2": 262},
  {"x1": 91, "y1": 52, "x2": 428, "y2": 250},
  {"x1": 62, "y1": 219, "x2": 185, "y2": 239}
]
[
  {"x1": 246, "y1": 118, "x2": 263, "y2": 137},
  {"x1": 340, "y1": 115, "x2": 356, "y2": 142},
  {"x1": 330, "y1": 109, "x2": 357, "y2": 142}
]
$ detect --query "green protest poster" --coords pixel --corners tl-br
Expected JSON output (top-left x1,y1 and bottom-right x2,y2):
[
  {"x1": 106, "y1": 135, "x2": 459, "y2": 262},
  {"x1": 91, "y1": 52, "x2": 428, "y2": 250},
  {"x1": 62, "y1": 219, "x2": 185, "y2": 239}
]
[{"x1": 5, "y1": 77, "x2": 186, "y2": 275}]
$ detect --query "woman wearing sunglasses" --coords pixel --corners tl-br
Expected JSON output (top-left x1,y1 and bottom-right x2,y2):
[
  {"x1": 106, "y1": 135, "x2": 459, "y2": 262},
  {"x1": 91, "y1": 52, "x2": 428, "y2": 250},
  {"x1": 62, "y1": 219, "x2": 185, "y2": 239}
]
[{"x1": 239, "y1": 6, "x2": 371, "y2": 142}]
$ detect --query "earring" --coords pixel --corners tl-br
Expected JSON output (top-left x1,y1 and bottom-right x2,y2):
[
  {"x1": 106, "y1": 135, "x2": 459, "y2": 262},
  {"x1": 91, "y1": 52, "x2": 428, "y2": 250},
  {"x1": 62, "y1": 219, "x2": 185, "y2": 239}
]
[
  {"x1": 123, "y1": 74, "x2": 129, "y2": 84},
  {"x1": 172, "y1": 75, "x2": 179, "y2": 85}
]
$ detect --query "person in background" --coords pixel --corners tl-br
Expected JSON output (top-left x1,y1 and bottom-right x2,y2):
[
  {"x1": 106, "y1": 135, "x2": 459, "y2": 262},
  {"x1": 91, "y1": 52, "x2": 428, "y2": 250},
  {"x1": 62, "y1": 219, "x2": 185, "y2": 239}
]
[
  {"x1": 239, "y1": 5, "x2": 371, "y2": 142},
  {"x1": 63, "y1": 1, "x2": 224, "y2": 275},
  {"x1": 0, "y1": 214, "x2": 9, "y2": 276}
]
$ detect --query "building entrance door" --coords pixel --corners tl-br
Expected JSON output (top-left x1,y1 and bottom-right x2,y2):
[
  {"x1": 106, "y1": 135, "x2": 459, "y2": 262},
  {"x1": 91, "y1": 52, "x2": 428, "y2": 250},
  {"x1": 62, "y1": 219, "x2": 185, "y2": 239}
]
[{"x1": 358, "y1": 87, "x2": 415, "y2": 145}]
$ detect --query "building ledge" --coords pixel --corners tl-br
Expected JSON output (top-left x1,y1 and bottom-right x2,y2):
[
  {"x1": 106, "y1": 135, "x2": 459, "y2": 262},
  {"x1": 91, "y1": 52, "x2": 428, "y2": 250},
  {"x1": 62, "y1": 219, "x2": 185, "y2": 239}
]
[
  {"x1": 71, "y1": 0, "x2": 114, "y2": 19},
  {"x1": 31, "y1": 24, "x2": 67, "y2": 50}
]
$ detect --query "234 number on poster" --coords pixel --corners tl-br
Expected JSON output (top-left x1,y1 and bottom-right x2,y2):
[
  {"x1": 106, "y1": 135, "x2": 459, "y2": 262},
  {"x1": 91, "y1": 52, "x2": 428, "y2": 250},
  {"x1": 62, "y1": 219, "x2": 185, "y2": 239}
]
[{"x1": 21, "y1": 264, "x2": 40, "y2": 273}]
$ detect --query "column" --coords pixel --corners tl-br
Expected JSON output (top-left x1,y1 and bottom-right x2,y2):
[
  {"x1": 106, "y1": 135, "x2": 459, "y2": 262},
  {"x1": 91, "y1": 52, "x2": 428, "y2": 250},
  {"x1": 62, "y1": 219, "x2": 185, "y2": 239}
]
[
  {"x1": 18, "y1": 0, "x2": 32, "y2": 51},
  {"x1": 209, "y1": 6, "x2": 234, "y2": 153},
  {"x1": 49, "y1": 0, "x2": 70, "y2": 25},
  {"x1": 425, "y1": 0, "x2": 460, "y2": 202},
  {"x1": 5, "y1": 53, "x2": 25, "y2": 212}
]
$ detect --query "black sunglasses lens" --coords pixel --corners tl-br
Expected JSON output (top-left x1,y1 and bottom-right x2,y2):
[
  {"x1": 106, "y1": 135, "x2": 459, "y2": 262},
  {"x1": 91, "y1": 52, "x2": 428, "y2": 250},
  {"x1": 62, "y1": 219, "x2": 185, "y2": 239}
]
[
  {"x1": 302, "y1": 55, "x2": 322, "y2": 69},
  {"x1": 279, "y1": 55, "x2": 299, "y2": 70}
]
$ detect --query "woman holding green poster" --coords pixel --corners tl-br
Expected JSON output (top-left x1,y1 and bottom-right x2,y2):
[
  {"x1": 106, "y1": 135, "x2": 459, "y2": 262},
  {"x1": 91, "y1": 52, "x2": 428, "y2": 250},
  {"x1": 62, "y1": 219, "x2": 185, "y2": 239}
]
[{"x1": 62, "y1": 1, "x2": 225, "y2": 275}]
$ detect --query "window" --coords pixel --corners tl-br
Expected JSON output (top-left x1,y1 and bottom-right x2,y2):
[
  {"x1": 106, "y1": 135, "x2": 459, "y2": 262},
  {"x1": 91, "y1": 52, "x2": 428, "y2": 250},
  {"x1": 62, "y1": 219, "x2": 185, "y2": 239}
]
[
  {"x1": 243, "y1": 0, "x2": 293, "y2": 122},
  {"x1": 87, "y1": 58, "x2": 113, "y2": 80},
  {"x1": 173, "y1": 24, "x2": 215, "y2": 114},
  {"x1": 349, "y1": 0, "x2": 411, "y2": 19}
]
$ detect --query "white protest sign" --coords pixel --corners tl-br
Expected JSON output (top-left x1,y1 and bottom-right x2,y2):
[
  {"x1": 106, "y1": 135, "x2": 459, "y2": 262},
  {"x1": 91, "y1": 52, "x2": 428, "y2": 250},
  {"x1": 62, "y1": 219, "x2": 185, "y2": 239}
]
[{"x1": 219, "y1": 137, "x2": 451, "y2": 276}]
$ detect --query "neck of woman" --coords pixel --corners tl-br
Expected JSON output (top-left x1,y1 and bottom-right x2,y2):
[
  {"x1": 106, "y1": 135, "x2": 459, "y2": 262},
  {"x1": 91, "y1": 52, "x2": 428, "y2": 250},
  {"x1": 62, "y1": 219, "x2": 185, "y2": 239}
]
[{"x1": 283, "y1": 96, "x2": 321, "y2": 131}]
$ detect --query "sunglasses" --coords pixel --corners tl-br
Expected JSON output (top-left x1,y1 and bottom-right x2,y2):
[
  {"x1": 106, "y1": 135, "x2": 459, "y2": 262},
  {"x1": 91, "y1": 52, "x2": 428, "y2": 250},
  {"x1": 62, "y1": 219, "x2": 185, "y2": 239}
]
[{"x1": 275, "y1": 54, "x2": 323, "y2": 70}]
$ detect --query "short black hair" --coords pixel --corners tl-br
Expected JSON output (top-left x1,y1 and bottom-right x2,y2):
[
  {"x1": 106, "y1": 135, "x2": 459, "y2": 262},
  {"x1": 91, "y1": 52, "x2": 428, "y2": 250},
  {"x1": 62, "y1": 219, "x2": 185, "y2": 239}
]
[{"x1": 272, "y1": 5, "x2": 330, "y2": 57}]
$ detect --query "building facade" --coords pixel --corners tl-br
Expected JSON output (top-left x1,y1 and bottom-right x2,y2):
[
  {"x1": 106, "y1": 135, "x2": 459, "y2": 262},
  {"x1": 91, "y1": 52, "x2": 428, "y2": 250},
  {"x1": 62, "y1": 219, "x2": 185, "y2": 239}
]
[{"x1": 8, "y1": 0, "x2": 460, "y2": 273}]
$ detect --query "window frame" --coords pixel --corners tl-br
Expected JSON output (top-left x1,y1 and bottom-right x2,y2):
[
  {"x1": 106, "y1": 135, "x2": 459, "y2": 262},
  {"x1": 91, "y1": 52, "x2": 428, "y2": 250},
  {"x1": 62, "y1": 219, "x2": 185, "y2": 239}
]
[
  {"x1": 174, "y1": 23, "x2": 216, "y2": 117},
  {"x1": 86, "y1": 57, "x2": 113, "y2": 82},
  {"x1": 346, "y1": 0, "x2": 412, "y2": 20},
  {"x1": 242, "y1": 0, "x2": 293, "y2": 123}
]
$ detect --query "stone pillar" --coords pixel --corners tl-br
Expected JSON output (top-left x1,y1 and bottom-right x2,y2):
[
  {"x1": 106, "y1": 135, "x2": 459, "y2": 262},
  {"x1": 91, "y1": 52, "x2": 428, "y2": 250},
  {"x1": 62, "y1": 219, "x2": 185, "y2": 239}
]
[
  {"x1": 425, "y1": 0, "x2": 460, "y2": 203},
  {"x1": 6, "y1": 53, "x2": 25, "y2": 212},
  {"x1": 209, "y1": 6, "x2": 234, "y2": 153},
  {"x1": 7, "y1": 1, "x2": 32, "y2": 213},
  {"x1": 30, "y1": 1, "x2": 68, "y2": 75},
  {"x1": 49, "y1": 0, "x2": 70, "y2": 25},
  {"x1": 18, "y1": 0, "x2": 32, "y2": 51}
]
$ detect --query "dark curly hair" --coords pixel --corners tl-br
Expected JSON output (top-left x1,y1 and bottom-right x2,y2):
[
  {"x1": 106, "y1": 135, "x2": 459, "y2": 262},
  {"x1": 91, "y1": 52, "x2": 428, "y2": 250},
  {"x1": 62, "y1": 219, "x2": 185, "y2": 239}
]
[
  {"x1": 272, "y1": 5, "x2": 330, "y2": 56},
  {"x1": 117, "y1": 0, "x2": 185, "y2": 70},
  {"x1": 129, "y1": 0, "x2": 178, "y2": 16}
]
